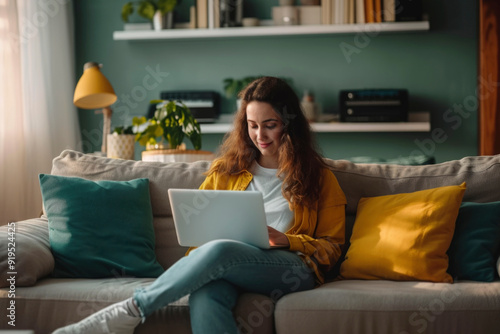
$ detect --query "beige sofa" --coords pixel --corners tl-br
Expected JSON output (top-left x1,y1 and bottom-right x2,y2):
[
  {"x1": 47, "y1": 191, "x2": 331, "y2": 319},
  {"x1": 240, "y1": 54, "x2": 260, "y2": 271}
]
[{"x1": 1, "y1": 149, "x2": 500, "y2": 334}]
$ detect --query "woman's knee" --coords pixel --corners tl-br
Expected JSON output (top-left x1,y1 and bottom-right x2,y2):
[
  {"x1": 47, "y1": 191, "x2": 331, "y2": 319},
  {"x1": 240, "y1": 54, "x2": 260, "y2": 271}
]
[{"x1": 192, "y1": 240, "x2": 254, "y2": 261}]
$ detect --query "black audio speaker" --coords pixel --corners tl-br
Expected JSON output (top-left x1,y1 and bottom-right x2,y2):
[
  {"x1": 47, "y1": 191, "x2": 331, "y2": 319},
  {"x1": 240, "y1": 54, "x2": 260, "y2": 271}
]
[{"x1": 339, "y1": 89, "x2": 409, "y2": 122}]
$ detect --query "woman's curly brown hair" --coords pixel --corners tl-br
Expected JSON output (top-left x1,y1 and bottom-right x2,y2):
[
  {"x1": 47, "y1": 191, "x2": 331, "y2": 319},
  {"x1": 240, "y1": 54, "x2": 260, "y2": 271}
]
[{"x1": 207, "y1": 76, "x2": 328, "y2": 208}]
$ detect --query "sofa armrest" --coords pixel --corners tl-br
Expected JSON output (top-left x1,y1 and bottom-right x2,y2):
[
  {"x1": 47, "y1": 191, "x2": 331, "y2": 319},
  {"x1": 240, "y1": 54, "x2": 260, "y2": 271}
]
[
  {"x1": 497, "y1": 256, "x2": 500, "y2": 278},
  {"x1": 0, "y1": 216, "x2": 54, "y2": 287}
]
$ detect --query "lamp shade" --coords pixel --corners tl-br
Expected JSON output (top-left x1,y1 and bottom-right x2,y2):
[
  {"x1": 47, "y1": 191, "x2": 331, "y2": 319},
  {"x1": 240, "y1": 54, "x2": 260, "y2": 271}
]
[{"x1": 73, "y1": 62, "x2": 117, "y2": 109}]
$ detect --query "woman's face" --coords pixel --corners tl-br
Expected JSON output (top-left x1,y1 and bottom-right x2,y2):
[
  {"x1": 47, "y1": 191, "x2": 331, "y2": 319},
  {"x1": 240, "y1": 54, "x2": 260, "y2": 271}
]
[{"x1": 246, "y1": 101, "x2": 284, "y2": 168}]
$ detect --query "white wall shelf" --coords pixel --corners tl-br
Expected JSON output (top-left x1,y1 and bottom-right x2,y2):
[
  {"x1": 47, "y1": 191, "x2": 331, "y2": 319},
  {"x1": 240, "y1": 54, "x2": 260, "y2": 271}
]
[
  {"x1": 200, "y1": 112, "x2": 431, "y2": 134},
  {"x1": 113, "y1": 21, "x2": 429, "y2": 41}
]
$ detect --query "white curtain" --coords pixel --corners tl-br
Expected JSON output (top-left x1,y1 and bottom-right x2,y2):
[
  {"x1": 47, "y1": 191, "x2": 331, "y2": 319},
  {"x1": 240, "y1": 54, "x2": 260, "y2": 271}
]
[{"x1": 0, "y1": 0, "x2": 81, "y2": 224}]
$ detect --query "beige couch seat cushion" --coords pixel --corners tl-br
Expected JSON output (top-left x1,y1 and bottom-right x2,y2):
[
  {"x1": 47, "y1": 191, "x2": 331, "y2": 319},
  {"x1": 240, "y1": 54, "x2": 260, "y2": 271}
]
[
  {"x1": 0, "y1": 278, "x2": 274, "y2": 334},
  {"x1": 0, "y1": 277, "x2": 190, "y2": 334},
  {"x1": 275, "y1": 280, "x2": 500, "y2": 334}
]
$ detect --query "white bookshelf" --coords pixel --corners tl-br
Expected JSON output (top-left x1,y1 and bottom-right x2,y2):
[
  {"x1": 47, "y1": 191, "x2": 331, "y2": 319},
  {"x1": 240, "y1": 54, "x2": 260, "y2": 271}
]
[
  {"x1": 200, "y1": 112, "x2": 431, "y2": 134},
  {"x1": 113, "y1": 21, "x2": 429, "y2": 41}
]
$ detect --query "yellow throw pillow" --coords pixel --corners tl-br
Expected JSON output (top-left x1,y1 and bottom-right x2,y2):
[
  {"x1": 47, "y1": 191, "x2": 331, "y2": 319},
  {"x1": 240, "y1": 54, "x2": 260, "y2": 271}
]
[{"x1": 340, "y1": 183, "x2": 466, "y2": 283}]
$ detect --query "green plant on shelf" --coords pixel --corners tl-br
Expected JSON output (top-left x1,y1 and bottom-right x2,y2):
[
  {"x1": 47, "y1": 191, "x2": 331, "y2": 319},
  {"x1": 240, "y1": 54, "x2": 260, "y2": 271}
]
[
  {"x1": 222, "y1": 76, "x2": 260, "y2": 99},
  {"x1": 134, "y1": 100, "x2": 202, "y2": 150},
  {"x1": 112, "y1": 125, "x2": 134, "y2": 135},
  {"x1": 223, "y1": 76, "x2": 295, "y2": 99},
  {"x1": 121, "y1": 0, "x2": 178, "y2": 22}
]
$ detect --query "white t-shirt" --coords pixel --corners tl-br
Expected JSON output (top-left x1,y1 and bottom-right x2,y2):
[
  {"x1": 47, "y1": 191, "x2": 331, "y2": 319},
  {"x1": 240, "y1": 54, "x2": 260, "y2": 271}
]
[{"x1": 246, "y1": 162, "x2": 294, "y2": 233}]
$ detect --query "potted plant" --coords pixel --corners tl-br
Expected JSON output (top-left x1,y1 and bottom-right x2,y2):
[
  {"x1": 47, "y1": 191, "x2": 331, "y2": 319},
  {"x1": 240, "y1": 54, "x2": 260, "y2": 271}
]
[
  {"x1": 222, "y1": 76, "x2": 259, "y2": 112},
  {"x1": 223, "y1": 76, "x2": 260, "y2": 98},
  {"x1": 223, "y1": 76, "x2": 294, "y2": 111},
  {"x1": 135, "y1": 100, "x2": 214, "y2": 162},
  {"x1": 107, "y1": 125, "x2": 136, "y2": 160},
  {"x1": 121, "y1": 0, "x2": 178, "y2": 30}
]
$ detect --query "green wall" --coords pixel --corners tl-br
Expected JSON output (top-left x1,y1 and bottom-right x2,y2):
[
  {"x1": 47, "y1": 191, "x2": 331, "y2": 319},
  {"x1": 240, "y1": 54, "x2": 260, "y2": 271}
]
[{"x1": 74, "y1": 0, "x2": 478, "y2": 163}]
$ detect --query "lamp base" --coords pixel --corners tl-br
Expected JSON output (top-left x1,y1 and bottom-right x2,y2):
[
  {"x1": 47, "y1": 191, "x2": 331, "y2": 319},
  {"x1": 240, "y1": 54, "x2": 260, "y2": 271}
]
[{"x1": 95, "y1": 107, "x2": 113, "y2": 154}]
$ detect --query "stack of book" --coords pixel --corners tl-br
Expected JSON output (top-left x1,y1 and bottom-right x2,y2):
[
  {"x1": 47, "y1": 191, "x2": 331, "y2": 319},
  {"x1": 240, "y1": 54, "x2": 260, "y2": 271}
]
[
  {"x1": 321, "y1": 0, "x2": 422, "y2": 25},
  {"x1": 195, "y1": 0, "x2": 242, "y2": 29},
  {"x1": 192, "y1": 0, "x2": 423, "y2": 29}
]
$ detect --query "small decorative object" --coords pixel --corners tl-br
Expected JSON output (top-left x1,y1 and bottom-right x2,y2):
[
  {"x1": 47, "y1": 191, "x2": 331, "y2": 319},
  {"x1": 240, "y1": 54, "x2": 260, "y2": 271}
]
[
  {"x1": 153, "y1": 10, "x2": 174, "y2": 30},
  {"x1": 297, "y1": 5, "x2": 321, "y2": 25},
  {"x1": 242, "y1": 17, "x2": 260, "y2": 27},
  {"x1": 220, "y1": 0, "x2": 243, "y2": 27},
  {"x1": 121, "y1": 0, "x2": 178, "y2": 30},
  {"x1": 301, "y1": 90, "x2": 320, "y2": 122},
  {"x1": 272, "y1": 6, "x2": 299, "y2": 26}
]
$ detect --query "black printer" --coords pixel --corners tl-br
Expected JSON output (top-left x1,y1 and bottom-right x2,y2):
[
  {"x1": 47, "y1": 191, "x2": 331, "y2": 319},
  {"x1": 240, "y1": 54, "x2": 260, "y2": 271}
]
[{"x1": 148, "y1": 91, "x2": 221, "y2": 123}]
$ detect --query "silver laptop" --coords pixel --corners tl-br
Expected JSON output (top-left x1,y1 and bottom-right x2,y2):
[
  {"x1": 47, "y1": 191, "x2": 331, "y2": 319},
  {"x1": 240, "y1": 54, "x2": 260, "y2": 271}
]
[{"x1": 168, "y1": 189, "x2": 272, "y2": 249}]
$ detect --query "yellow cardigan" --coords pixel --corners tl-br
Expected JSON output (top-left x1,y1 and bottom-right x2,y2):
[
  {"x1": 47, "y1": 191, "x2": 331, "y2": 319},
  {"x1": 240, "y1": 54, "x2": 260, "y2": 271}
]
[{"x1": 198, "y1": 167, "x2": 347, "y2": 284}]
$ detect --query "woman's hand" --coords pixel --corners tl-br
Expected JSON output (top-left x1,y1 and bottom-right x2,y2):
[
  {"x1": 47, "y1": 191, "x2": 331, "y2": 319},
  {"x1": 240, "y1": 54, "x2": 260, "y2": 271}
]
[{"x1": 268, "y1": 226, "x2": 290, "y2": 248}]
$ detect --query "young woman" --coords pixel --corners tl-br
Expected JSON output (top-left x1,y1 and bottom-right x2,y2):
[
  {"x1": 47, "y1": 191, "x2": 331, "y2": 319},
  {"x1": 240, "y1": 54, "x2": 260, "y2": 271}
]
[{"x1": 53, "y1": 76, "x2": 346, "y2": 334}]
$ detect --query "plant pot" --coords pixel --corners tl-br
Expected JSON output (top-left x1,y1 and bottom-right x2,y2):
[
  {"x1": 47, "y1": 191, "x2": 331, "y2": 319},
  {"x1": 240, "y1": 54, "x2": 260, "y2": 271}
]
[
  {"x1": 153, "y1": 10, "x2": 174, "y2": 30},
  {"x1": 107, "y1": 134, "x2": 135, "y2": 160},
  {"x1": 141, "y1": 149, "x2": 215, "y2": 163}
]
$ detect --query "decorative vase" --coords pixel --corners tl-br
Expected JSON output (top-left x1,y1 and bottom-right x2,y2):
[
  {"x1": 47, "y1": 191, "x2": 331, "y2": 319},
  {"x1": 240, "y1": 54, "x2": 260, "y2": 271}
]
[
  {"x1": 107, "y1": 134, "x2": 135, "y2": 160},
  {"x1": 153, "y1": 10, "x2": 174, "y2": 31}
]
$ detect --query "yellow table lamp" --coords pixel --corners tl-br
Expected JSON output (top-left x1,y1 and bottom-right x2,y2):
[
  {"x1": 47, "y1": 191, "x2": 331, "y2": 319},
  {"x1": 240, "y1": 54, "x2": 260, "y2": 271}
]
[{"x1": 74, "y1": 62, "x2": 117, "y2": 154}]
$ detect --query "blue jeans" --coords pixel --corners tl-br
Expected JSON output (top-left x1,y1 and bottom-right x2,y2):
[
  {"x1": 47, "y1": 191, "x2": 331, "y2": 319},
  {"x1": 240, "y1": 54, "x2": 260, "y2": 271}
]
[{"x1": 133, "y1": 239, "x2": 316, "y2": 334}]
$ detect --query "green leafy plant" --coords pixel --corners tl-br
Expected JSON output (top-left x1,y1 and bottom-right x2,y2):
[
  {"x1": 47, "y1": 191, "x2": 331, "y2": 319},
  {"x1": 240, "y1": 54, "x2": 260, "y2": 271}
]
[
  {"x1": 121, "y1": 0, "x2": 178, "y2": 22},
  {"x1": 223, "y1": 76, "x2": 260, "y2": 99},
  {"x1": 222, "y1": 76, "x2": 295, "y2": 99},
  {"x1": 134, "y1": 100, "x2": 202, "y2": 150},
  {"x1": 112, "y1": 125, "x2": 134, "y2": 135}
]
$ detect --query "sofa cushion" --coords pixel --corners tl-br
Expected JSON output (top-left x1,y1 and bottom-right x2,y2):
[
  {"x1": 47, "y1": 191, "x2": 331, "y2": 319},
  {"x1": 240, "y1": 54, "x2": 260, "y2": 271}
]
[
  {"x1": 0, "y1": 217, "x2": 54, "y2": 287},
  {"x1": 275, "y1": 280, "x2": 500, "y2": 334},
  {"x1": 39, "y1": 174, "x2": 164, "y2": 278},
  {"x1": 0, "y1": 278, "x2": 275, "y2": 334},
  {"x1": 326, "y1": 155, "x2": 500, "y2": 215},
  {"x1": 340, "y1": 183, "x2": 466, "y2": 283},
  {"x1": 448, "y1": 201, "x2": 500, "y2": 282}
]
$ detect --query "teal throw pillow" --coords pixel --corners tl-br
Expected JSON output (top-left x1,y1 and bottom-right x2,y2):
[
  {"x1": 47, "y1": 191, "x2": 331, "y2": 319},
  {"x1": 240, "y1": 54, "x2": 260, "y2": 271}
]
[
  {"x1": 448, "y1": 201, "x2": 500, "y2": 282},
  {"x1": 39, "y1": 174, "x2": 164, "y2": 278}
]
